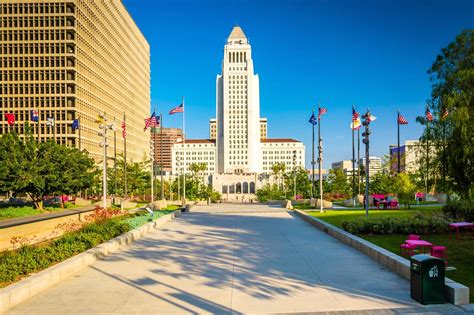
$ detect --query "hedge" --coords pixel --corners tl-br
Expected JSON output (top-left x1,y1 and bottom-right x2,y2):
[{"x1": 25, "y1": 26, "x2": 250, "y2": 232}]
[
  {"x1": 0, "y1": 218, "x2": 132, "y2": 285},
  {"x1": 341, "y1": 213, "x2": 451, "y2": 235},
  {"x1": 443, "y1": 199, "x2": 474, "y2": 222}
]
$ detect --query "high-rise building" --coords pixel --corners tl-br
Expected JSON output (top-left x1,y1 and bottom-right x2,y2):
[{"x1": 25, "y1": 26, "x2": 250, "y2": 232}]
[
  {"x1": 216, "y1": 26, "x2": 261, "y2": 174},
  {"x1": 171, "y1": 26, "x2": 305, "y2": 200},
  {"x1": 0, "y1": 1, "x2": 150, "y2": 162},
  {"x1": 389, "y1": 140, "x2": 427, "y2": 173},
  {"x1": 151, "y1": 127, "x2": 183, "y2": 174}
]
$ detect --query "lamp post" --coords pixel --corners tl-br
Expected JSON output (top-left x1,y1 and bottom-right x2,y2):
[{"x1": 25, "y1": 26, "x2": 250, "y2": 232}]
[
  {"x1": 176, "y1": 156, "x2": 180, "y2": 201},
  {"x1": 98, "y1": 112, "x2": 115, "y2": 209},
  {"x1": 293, "y1": 150, "x2": 297, "y2": 199},
  {"x1": 150, "y1": 138, "x2": 155, "y2": 204}
]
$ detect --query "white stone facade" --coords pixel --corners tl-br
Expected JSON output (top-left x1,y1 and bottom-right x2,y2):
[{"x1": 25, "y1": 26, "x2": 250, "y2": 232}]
[{"x1": 170, "y1": 26, "x2": 305, "y2": 199}]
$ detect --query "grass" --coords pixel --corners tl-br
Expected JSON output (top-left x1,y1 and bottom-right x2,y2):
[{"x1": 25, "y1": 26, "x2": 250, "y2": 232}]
[
  {"x1": 0, "y1": 205, "x2": 74, "y2": 221},
  {"x1": 306, "y1": 208, "x2": 473, "y2": 302}
]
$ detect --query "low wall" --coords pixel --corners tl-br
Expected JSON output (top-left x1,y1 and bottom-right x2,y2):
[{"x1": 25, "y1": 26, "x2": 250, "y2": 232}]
[
  {"x1": 0, "y1": 210, "x2": 181, "y2": 313},
  {"x1": 0, "y1": 207, "x2": 95, "y2": 251},
  {"x1": 293, "y1": 210, "x2": 470, "y2": 305}
]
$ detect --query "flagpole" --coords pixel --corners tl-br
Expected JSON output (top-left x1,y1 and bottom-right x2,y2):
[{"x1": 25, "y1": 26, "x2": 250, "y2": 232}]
[
  {"x1": 123, "y1": 112, "x2": 127, "y2": 199},
  {"x1": 78, "y1": 115, "x2": 82, "y2": 150},
  {"x1": 182, "y1": 96, "x2": 186, "y2": 203},
  {"x1": 397, "y1": 110, "x2": 401, "y2": 174},
  {"x1": 37, "y1": 108, "x2": 40, "y2": 142},
  {"x1": 357, "y1": 128, "x2": 361, "y2": 195},
  {"x1": 160, "y1": 113, "x2": 164, "y2": 200},
  {"x1": 113, "y1": 116, "x2": 117, "y2": 206},
  {"x1": 352, "y1": 106, "x2": 356, "y2": 207},
  {"x1": 425, "y1": 120, "x2": 429, "y2": 196},
  {"x1": 311, "y1": 109, "x2": 315, "y2": 199},
  {"x1": 318, "y1": 104, "x2": 323, "y2": 213},
  {"x1": 150, "y1": 109, "x2": 155, "y2": 205}
]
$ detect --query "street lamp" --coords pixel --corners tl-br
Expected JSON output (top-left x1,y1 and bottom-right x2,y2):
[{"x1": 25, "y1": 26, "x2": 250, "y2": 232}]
[
  {"x1": 150, "y1": 138, "x2": 155, "y2": 204},
  {"x1": 98, "y1": 112, "x2": 115, "y2": 209},
  {"x1": 293, "y1": 150, "x2": 297, "y2": 200}
]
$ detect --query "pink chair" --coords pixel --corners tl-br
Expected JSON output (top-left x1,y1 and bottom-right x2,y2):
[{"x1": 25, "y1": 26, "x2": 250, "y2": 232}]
[
  {"x1": 430, "y1": 246, "x2": 448, "y2": 266},
  {"x1": 400, "y1": 243, "x2": 414, "y2": 256},
  {"x1": 408, "y1": 234, "x2": 421, "y2": 240}
]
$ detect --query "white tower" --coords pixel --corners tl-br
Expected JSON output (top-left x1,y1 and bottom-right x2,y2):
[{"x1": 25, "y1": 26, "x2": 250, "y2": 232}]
[{"x1": 216, "y1": 26, "x2": 261, "y2": 174}]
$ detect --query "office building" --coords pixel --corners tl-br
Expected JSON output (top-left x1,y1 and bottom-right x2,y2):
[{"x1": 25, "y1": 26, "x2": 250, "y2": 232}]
[{"x1": 0, "y1": 1, "x2": 150, "y2": 161}]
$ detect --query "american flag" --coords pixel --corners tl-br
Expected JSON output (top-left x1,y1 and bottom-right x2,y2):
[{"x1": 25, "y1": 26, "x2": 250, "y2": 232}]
[
  {"x1": 144, "y1": 112, "x2": 158, "y2": 131},
  {"x1": 398, "y1": 112, "x2": 408, "y2": 125},
  {"x1": 121, "y1": 121, "x2": 126, "y2": 138},
  {"x1": 318, "y1": 107, "x2": 327, "y2": 119},
  {"x1": 169, "y1": 103, "x2": 184, "y2": 115},
  {"x1": 441, "y1": 108, "x2": 449, "y2": 120},
  {"x1": 425, "y1": 107, "x2": 433, "y2": 122},
  {"x1": 352, "y1": 106, "x2": 359, "y2": 122}
]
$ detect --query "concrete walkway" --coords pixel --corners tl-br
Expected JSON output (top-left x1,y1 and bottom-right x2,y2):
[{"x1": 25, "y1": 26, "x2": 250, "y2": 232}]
[{"x1": 7, "y1": 204, "x2": 464, "y2": 314}]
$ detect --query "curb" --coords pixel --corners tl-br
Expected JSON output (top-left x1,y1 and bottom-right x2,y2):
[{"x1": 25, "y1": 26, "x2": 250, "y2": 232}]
[
  {"x1": 0, "y1": 210, "x2": 182, "y2": 313},
  {"x1": 293, "y1": 210, "x2": 470, "y2": 306}
]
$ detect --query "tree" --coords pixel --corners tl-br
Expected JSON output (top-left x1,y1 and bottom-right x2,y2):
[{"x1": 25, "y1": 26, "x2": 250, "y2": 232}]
[
  {"x1": 0, "y1": 133, "x2": 97, "y2": 209},
  {"x1": 421, "y1": 29, "x2": 474, "y2": 197},
  {"x1": 369, "y1": 172, "x2": 393, "y2": 195},
  {"x1": 326, "y1": 168, "x2": 350, "y2": 195},
  {"x1": 283, "y1": 166, "x2": 312, "y2": 198},
  {"x1": 392, "y1": 173, "x2": 417, "y2": 209}
]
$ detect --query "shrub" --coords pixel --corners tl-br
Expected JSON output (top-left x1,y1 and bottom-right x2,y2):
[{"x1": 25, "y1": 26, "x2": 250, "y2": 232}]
[
  {"x1": 256, "y1": 184, "x2": 285, "y2": 202},
  {"x1": 0, "y1": 218, "x2": 131, "y2": 285},
  {"x1": 341, "y1": 213, "x2": 451, "y2": 235},
  {"x1": 443, "y1": 199, "x2": 474, "y2": 222}
]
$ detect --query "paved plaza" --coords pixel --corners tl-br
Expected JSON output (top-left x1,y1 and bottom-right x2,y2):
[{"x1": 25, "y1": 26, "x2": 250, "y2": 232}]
[{"x1": 7, "y1": 204, "x2": 465, "y2": 314}]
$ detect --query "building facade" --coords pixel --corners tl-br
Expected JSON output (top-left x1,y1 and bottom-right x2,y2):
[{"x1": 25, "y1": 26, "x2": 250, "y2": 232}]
[
  {"x1": 152, "y1": 127, "x2": 183, "y2": 174},
  {"x1": 171, "y1": 26, "x2": 305, "y2": 200},
  {"x1": 0, "y1": 0, "x2": 150, "y2": 162},
  {"x1": 389, "y1": 140, "x2": 426, "y2": 173},
  {"x1": 359, "y1": 156, "x2": 382, "y2": 177}
]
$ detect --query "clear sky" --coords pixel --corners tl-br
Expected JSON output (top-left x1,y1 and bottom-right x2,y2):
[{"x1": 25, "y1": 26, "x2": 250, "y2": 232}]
[{"x1": 123, "y1": 0, "x2": 473, "y2": 169}]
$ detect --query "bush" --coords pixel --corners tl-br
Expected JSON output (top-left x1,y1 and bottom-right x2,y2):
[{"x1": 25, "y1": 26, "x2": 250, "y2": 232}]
[
  {"x1": 341, "y1": 213, "x2": 451, "y2": 235},
  {"x1": 443, "y1": 199, "x2": 474, "y2": 221},
  {"x1": 256, "y1": 184, "x2": 285, "y2": 202},
  {"x1": 0, "y1": 218, "x2": 131, "y2": 285}
]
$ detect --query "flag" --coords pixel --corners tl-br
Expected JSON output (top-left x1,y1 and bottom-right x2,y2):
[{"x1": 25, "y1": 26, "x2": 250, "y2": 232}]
[
  {"x1": 72, "y1": 119, "x2": 79, "y2": 130},
  {"x1": 352, "y1": 106, "x2": 359, "y2": 122},
  {"x1": 425, "y1": 107, "x2": 433, "y2": 122},
  {"x1": 308, "y1": 112, "x2": 317, "y2": 125},
  {"x1": 121, "y1": 121, "x2": 126, "y2": 138},
  {"x1": 397, "y1": 112, "x2": 408, "y2": 125},
  {"x1": 95, "y1": 115, "x2": 104, "y2": 124},
  {"x1": 351, "y1": 117, "x2": 361, "y2": 130},
  {"x1": 31, "y1": 110, "x2": 39, "y2": 122},
  {"x1": 46, "y1": 117, "x2": 54, "y2": 126},
  {"x1": 144, "y1": 112, "x2": 157, "y2": 131},
  {"x1": 441, "y1": 108, "x2": 449, "y2": 120},
  {"x1": 169, "y1": 103, "x2": 184, "y2": 115},
  {"x1": 5, "y1": 113, "x2": 15, "y2": 125},
  {"x1": 367, "y1": 114, "x2": 377, "y2": 122},
  {"x1": 318, "y1": 107, "x2": 327, "y2": 119}
]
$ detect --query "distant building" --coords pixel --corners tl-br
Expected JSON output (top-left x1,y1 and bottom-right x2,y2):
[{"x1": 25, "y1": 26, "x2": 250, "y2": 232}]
[
  {"x1": 307, "y1": 169, "x2": 328, "y2": 181},
  {"x1": 359, "y1": 156, "x2": 382, "y2": 177},
  {"x1": 331, "y1": 160, "x2": 356, "y2": 177},
  {"x1": 389, "y1": 140, "x2": 424, "y2": 173},
  {"x1": 152, "y1": 127, "x2": 183, "y2": 174}
]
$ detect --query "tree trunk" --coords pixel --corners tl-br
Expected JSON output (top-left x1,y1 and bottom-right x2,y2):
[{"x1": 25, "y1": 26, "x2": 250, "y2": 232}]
[{"x1": 30, "y1": 194, "x2": 43, "y2": 211}]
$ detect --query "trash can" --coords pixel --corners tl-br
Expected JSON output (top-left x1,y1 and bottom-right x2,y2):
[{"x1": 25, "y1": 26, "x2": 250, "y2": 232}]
[{"x1": 410, "y1": 254, "x2": 445, "y2": 304}]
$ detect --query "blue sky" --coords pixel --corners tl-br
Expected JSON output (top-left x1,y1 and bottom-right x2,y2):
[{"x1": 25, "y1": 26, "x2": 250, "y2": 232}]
[{"x1": 123, "y1": 0, "x2": 473, "y2": 169}]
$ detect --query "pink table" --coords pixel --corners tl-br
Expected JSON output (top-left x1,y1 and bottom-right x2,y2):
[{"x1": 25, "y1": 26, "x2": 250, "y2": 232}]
[
  {"x1": 449, "y1": 222, "x2": 474, "y2": 240},
  {"x1": 405, "y1": 239, "x2": 433, "y2": 253}
]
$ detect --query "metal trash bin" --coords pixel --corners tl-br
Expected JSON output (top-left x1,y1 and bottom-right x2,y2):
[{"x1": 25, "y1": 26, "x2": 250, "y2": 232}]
[{"x1": 410, "y1": 254, "x2": 445, "y2": 304}]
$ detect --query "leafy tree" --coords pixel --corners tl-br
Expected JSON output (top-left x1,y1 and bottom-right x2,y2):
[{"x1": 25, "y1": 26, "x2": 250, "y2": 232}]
[
  {"x1": 256, "y1": 184, "x2": 285, "y2": 202},
  {"x1": 0, "y1": 133, "x2": 96, "y2": 210},
  {"x1": 283, "y1": 166, "x2": 312, "y2": 198},
  {"x1": 326, "y1": 168, "x2": 350, "y2": 195},
  {"x1": 271, "y1": 162, "x2": 286, "y2": 189},
  {"x1": 369, "y1": 172, "x2": 393, "y2": 195},
  {"x1": 392, "y1": 173, "x2": 417, "y2": 209},
  {"x1": 420, "y1": 29, "x2": 474, "y2": 197}
]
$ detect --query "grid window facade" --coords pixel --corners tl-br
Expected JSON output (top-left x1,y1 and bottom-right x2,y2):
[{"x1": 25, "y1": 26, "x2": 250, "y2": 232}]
[{"x1": 0, "y1": 1, "x2": 150, "y2": 162}]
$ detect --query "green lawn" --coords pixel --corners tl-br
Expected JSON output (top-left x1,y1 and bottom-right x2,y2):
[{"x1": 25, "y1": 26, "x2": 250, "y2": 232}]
[
  {"x1": 0, "y1": 205, "x2": 74, "y2": 221},
  {"x1": 307, "y1": 208, "x2": 473, "y2": 302}
]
